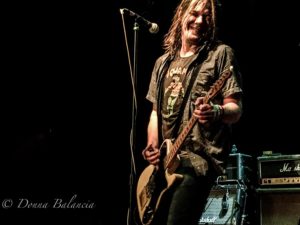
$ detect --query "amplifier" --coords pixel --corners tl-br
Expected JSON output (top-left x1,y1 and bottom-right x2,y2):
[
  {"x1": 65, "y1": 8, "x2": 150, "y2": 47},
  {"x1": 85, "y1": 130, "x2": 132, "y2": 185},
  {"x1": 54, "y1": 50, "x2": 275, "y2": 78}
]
[
  {"x1": 225, "y1": 153, "x2": 253, "y2": 182},
  {"x1": 198, "y1": 184, "x2": 246, "y2": 225},
  {"x1": 256, "y1": 187, "x2": 300, "y2": 225},
  {"x1": 257, "y1": 154, "x2": 300, "y2": 186}
]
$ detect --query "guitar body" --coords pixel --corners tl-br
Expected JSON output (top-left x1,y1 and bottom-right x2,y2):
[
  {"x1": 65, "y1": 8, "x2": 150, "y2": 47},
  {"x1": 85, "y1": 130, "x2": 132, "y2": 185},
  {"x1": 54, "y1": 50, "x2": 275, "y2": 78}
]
[{"x1": 136, "y1": 139, "x2": 183, "y2": 225}]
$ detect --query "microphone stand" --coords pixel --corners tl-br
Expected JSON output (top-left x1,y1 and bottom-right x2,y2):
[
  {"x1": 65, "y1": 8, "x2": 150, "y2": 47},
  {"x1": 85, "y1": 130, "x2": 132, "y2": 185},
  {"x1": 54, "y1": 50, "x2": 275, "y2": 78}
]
[{"x1": 127, "y1": 20, "x2": 139, "y2": 225}]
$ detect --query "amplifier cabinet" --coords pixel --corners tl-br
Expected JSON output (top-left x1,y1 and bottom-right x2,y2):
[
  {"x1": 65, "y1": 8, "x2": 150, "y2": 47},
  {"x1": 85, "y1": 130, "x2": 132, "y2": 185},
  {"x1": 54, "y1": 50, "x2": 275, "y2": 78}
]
[
  {"x1": 198, "y1": 184, "x2": 246, "y2": 225},
  {"x1": 256, "y1": 187, "x2": 300, "y2": 225},
  {"x1": 257, "y1": 154, "x2": 300, "y2": 186},
  {"x1": 225, "y1": 153, "x2": 253, "y2": 182}
]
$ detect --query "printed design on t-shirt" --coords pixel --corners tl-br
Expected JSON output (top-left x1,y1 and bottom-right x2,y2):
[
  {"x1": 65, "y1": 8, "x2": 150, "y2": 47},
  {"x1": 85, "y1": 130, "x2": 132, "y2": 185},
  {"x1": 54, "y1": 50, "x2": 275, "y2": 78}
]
[{"x1": 164, "y1": 66, "x2": 186, "y2": 115}]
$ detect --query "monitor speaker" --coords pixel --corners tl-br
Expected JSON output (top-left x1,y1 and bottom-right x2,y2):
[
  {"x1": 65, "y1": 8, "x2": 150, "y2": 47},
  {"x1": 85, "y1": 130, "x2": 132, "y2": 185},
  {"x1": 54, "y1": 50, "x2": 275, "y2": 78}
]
[
  {"x1": 198, "y1": 184, "x2": 246, "y2": 225},
  {"x1": 257, "y1": 187, "x2": 300, "y2": 225}
]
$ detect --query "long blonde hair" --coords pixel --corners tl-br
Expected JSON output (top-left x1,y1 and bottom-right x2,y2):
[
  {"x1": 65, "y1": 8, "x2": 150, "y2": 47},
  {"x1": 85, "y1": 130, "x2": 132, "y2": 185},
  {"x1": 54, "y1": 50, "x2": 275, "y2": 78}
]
[{"x1": 163, "y1": 0, "x2": 217, "y2": 56}]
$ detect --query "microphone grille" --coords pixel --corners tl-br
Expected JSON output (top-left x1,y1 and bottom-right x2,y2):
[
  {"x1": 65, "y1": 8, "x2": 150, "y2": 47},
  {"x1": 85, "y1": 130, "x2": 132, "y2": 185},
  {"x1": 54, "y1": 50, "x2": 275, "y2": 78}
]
[{"x1": 149, "y1": 23, "x2": 159, "y2": 34}]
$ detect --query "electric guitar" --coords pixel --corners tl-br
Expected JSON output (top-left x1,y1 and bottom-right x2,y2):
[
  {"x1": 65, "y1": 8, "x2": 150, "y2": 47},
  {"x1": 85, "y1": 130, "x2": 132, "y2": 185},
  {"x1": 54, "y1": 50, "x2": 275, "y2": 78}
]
[{"x1": 136, "y1": 66, "x2": 233, "y2": 225}]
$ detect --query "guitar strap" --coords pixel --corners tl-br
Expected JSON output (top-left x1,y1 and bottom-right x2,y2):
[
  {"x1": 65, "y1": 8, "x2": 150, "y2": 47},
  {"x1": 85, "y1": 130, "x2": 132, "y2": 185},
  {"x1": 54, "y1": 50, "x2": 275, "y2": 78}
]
[
  {"x1": 171, "y1": 49, "x2": 208, "y2": 139},
  {"x1": 171, "y1": 66, "x2": 199, "y2": 139},
  {"x1": 156, "y1": 54, "x2": 173, "y2": 145}
]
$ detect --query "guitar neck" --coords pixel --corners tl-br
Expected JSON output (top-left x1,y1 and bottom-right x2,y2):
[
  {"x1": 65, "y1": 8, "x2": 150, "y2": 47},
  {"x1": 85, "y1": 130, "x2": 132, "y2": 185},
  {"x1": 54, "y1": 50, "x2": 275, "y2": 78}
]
[{"x1": 165, "y1": 115, "x2": 197, "y2": 169}]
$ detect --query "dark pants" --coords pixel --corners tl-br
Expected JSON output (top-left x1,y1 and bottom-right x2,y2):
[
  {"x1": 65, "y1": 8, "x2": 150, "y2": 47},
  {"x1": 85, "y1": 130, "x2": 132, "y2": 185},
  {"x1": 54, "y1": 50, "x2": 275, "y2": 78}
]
[{"x1": 151, "y1": 166, "x2": 216, "y2": 225}]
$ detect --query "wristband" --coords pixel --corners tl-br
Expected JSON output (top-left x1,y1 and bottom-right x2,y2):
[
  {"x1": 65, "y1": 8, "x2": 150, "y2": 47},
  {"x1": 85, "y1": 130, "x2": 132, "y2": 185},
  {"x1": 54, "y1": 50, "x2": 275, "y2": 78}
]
[{"x1": 212, "y1": 104, "x2": 224, "y2": 121}]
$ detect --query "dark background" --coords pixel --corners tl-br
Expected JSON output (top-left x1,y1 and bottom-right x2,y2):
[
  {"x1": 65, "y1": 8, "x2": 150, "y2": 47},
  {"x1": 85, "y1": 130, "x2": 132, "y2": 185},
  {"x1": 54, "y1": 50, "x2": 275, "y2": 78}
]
[{"x1": 0, "y1": 0, "x2": 299, "y2": 224}]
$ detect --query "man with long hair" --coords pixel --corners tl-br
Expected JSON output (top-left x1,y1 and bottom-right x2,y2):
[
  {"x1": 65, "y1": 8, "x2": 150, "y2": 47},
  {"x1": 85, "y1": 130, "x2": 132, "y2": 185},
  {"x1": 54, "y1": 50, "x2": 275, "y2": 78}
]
[{"x1": 141, "y1": 0, "x2": 243, "y2": 224}]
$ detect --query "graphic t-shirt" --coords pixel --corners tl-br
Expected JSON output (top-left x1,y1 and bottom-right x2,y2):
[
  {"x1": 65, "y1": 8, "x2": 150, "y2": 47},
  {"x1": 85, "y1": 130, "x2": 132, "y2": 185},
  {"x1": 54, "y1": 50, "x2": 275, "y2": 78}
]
[{"x1": 161, "y1": 54, "x2": 196, "y2": 139}]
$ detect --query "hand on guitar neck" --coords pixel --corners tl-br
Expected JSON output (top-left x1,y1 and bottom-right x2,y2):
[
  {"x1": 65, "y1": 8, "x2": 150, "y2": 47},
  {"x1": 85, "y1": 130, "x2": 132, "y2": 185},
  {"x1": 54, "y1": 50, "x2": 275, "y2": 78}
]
[{"x1": 193, "y1": 96, "x2": 224, "y2": 125}]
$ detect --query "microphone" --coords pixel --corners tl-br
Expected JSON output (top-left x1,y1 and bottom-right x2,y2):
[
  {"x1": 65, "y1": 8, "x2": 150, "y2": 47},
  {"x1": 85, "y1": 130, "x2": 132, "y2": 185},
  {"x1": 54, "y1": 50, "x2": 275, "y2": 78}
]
[{"x1": 120, "y1": 8, "x2": 159, "y2": 34}]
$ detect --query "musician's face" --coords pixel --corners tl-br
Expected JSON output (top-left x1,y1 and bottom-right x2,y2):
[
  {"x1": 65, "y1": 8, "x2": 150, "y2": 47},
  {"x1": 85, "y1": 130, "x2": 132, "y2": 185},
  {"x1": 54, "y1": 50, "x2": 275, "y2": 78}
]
[{"x1": 181, "y1": 0, "x2": 211, "y2": 45}]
